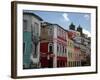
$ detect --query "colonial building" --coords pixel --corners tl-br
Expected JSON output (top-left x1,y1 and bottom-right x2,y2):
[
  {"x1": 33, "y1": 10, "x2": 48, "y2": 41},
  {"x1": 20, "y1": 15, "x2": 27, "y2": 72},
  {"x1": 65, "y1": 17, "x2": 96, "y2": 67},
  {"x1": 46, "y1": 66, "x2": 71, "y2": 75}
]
[
  {"x1": 80, "y1": 34, "x2": 91, "y2": 66},
  {"x1": 56, "y1": 24, "x2": 68, "y2": 67},
  {"x1": 40, "y1": 22, "x2": 67, "y2": 68},
  {"x1": 73, "y1": 37, "x2": 81, "y2": 66},
  {"x1": 68, "y1": 24, "x2": 91, "y2": 67},
  {"x1": 40, "y1": 22, "x2": 54, "y2": 68},
  {"x1": 67, "y1": 37, "x2": 74, "y2": 67},
  {"x1": 23, "y1": 11, "x2": 43, "y2": 69},
  {"x1": 67, "y1": 24, "x2": 82, "y2": 67}
]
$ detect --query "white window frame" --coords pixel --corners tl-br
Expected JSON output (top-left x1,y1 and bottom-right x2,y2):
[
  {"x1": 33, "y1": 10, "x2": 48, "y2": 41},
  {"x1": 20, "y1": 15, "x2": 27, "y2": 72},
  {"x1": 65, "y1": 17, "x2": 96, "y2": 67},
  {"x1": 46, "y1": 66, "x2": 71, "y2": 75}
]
[
  {"x1": 34, "y1": 22, "x2": 39, "y2": 35},
  {"x1": 48, "y1": 27, "x2": 53, "y2": 36}
]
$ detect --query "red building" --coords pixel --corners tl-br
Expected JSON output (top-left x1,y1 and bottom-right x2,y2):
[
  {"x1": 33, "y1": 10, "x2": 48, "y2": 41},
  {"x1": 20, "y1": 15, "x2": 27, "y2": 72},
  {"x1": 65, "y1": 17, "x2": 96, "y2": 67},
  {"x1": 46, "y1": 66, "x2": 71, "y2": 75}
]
[
  {"x1": 56, "y1": 25, "x2": 68, "y2": 67},
  {"x1": 40, "y1": 42, "x2": 54, "y2": 68},
  {"x1": 40, "y1": 22, "x2": 67, "y2": 68}
]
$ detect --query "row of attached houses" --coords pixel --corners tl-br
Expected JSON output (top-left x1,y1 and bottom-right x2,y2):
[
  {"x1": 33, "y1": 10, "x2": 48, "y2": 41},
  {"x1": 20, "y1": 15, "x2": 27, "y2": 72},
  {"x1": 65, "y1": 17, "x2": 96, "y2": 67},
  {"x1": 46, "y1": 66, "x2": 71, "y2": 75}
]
[
  {"x1": 23, "y1": 11, "x2": 91, "y2": 69},
  {"x1": 68, "y1": 23, "x2": 91, "y2": 67},
  {"x1": 67, "y1": 24, "x2": 82, "y2": 67}
]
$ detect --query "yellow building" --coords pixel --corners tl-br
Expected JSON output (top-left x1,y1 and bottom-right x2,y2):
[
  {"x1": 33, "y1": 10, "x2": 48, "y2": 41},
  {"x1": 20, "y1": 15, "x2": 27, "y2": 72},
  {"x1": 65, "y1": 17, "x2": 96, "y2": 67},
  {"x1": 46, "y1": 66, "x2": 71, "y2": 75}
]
[
  {"x1": 67, "y1": 38, "x2": 75, "y2": 67},
  {"x1": 67, "y1": 30, "x2": 81, "y2": 67}
]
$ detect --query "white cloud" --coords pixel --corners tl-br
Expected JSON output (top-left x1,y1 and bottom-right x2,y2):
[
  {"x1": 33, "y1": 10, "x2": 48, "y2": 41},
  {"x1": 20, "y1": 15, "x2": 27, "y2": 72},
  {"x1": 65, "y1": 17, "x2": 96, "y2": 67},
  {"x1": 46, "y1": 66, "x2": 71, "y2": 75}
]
[
  {"x1": 62, "y1": 13, "x2": 70, "y2": 22},
  {"x1": 84, "y1": 14, "x2": 89, "y2": 20},
  {"x1": 83, "y1": 29, "x2": 91, "y2": 37}
]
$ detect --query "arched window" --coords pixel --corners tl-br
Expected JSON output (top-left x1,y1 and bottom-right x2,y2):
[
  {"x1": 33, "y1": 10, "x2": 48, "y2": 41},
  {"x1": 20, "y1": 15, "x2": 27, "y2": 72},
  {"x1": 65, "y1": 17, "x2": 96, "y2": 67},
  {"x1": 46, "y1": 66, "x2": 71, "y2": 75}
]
[{"x1": 48, "y1": 43, "x2": 53, "y2": 52}]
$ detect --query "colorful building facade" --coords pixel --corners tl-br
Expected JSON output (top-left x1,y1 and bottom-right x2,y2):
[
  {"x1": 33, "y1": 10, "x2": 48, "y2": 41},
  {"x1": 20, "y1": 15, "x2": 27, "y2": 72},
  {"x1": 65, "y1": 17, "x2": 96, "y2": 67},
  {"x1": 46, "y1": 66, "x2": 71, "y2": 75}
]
[
  {"x1": 67, "y1": 38, "x2": 74, "y2": 67},
  {"x1": 56, "y1": 25, "x2": 68, "y2": 67},
  {"x1": 23, "y1": 12, "x2": 91, "y2": 69},
  {"x1": 40, "y1": 22, "x2": 68, "y2": 68},
  {"x1": 40, "y1": 22, "x2": 54, "y2": 68},
  {"x1": 67, "y1": 24, "x2": 91, "y2": 67},
  {"x1": 80, "y1": 34, "x2": 91, "y2": 66},
  {"x1": 67, "y1": 24, "x2": 82, "y2": 67},
  {"x1": 23, "y1": 11, "x2": 43, "y2": 69}
]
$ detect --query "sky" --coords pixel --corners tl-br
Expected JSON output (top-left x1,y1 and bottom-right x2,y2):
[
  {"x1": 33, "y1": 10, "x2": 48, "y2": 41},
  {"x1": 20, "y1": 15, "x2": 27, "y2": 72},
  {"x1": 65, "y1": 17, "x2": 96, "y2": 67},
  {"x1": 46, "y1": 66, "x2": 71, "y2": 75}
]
[{"x1": 25, "y1": 10, "x2": 91, "y2": 36}]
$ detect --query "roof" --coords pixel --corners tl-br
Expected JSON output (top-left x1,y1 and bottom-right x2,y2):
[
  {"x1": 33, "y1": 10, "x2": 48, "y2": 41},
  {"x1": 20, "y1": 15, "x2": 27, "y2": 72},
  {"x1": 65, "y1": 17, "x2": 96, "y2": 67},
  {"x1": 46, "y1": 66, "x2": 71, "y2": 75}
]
[
  {"x1": 23, "y1": 11, "x2": 43, "y2": 21},
  {"x1": 54, "y1": 24, "x2": 68, "y2": 32},
  {"x1": 42, "y1": 22, "x2": 68, "y2": 32}
]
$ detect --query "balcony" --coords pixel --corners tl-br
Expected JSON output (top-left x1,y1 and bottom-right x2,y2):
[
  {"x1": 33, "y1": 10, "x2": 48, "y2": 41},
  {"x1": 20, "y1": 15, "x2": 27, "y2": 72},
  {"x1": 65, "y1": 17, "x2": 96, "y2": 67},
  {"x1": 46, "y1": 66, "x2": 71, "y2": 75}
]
[
  {"x1": 80, "y1": 45, "x2": 87, "y2": 52},
  {"x1": 74, "y1": 42, "x2": 80, "y2": 48}
]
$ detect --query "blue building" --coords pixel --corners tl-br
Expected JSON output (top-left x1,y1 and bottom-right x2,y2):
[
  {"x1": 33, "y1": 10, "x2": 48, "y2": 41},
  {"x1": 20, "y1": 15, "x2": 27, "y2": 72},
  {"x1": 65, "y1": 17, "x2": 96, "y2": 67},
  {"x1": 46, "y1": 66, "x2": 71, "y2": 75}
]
[{"x1": 23, "y1": 11, "x2": 43, "y2": 69}]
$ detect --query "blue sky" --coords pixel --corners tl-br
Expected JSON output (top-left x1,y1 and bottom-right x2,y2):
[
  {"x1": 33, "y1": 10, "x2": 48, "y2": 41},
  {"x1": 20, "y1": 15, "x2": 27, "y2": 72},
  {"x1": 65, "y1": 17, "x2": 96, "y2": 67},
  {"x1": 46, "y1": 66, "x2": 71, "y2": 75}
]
[{"x1": 25, "y1": 10, "x2": 91, "y2": 33}]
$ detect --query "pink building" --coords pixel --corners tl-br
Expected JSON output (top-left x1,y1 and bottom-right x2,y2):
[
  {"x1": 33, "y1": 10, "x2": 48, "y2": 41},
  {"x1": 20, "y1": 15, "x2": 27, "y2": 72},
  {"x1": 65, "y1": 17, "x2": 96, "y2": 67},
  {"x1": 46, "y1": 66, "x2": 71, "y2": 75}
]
[{"x1": 40, "y1": 22, "x2": 68, "y2": 68}]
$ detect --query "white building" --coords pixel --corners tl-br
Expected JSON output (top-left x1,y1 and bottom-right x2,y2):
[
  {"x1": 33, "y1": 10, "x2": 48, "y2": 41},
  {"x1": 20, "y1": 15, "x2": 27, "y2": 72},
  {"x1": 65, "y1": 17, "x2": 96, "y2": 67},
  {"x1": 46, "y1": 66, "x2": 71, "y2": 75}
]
[{"x1": 23, "y1": 11, "x2": 43, "y2": 69}]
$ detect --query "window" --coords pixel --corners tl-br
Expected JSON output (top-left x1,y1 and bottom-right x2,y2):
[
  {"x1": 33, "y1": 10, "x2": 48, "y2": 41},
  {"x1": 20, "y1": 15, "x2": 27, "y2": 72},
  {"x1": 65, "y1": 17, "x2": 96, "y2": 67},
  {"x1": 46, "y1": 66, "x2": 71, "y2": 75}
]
[
  {"x1": 68, "y1": 52, "x2": 70, "y2": 57},
  {"x1": 77, "y1": 61, "x2": 79, "y2": 66},
  {"x1": 70, "y1": 52, "x2": 72, "y2": 57},
  {"x1": 63, "y1": 46, "x2": 64, "y2": 54},
  {"x1": 68, "y1": 52, "x2": 70, "y2": 58},
  {"x1": 23, "y1": 20, "x2": 28, "y2": 31},
  {"x1": 71, "y1": 61, "x2": 73, "y2": 66},
  {"x1": 34, "y1": 22, "x2": 39, "y2": 35},
  {"x1": 31, "y1": 24, "x2": 34, "y2": 34},
  {"x1": 73, "y1": 61, "x2": 75, "y2": 66},
  {"x1": 69, "y1": 61, "x2": 71, "y2": 67},
  {"x1": 48, "y1": 27, "x2": 53, "y2": 36},
  {"x1": 23, "y1": 42, "x2": 26, "y2": 54},
  {"x1": 70, "y1": 42, "x2": 72, "y2": 47},
  {"x1": 31, "y1": 42, "x2": 38, "y2": 57},
  {"x1": 57, "y1": 44, "x2": 59, "y2": 55},
  {"x1": 75, "y1": 61, "x2": 77, "y2": 66},
  {"x1": 65, "y1": 48, "x2": 67, "y2": 55},
  {"x1": 79, "y1": 61, "x2": 81, "y2": 66},
  {"x1": 64, "y1": 32, "x2": 66, "y2": 40},
  {"x1": 59, "y1": 44, "x2": 62, "y2": 56},
  {"x1": 68, "y1": 51, "x2": 72, "y2": 58},
  {"x1": 68, "y1": 41, "x2": 70, "y2": 46},
  {"x1": 60, "y1": 44, "x2": 63, "y2": 55},
  {"x1": 48, "y1": 43, "x2": 53, "y2": 52}
]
